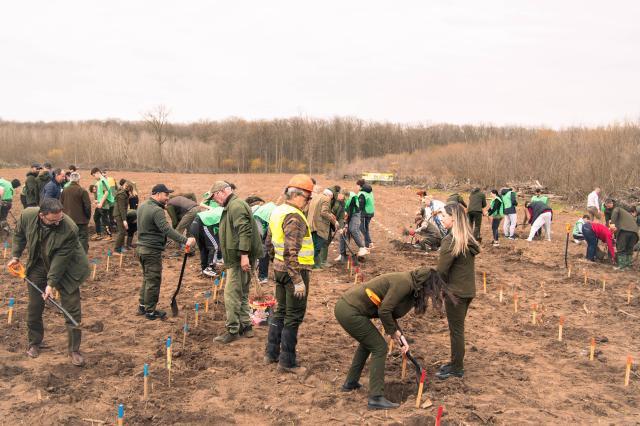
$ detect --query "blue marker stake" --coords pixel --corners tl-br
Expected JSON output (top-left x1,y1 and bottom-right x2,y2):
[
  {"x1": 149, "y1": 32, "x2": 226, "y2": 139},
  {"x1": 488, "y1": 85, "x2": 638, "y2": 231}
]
[
  {"x1": 166, "y1": 336, "x2": 172, "y2": 386},
  {"x1": 143, "y1": 363, "x2": 149, "y2": 399},
  {"x1": 195, "y1": 303, "x2": 200, "y2": 327},
  {"x1": 7, "y1": 297, "x2": 15, "y2": 324},
  {"x1": 117, "y1": 403, "x2": 124, "y2": 425}
]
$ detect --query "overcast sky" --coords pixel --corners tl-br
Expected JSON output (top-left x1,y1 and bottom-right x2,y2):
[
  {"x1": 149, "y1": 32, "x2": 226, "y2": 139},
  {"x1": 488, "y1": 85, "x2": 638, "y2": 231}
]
[{"x1": 1, "y1": 1, "x2": 638, "y2": 127}]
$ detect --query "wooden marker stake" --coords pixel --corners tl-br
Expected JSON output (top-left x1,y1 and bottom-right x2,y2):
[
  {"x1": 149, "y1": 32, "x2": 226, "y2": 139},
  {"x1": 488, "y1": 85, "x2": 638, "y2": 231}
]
[
  {"x1": 628, "y1": 284, "x2": 633, "y2": 305},
  {"x1": 194, "y1": 303, "x2": 199, "y2": 328},
  {"x1": 143, "y1": 363, "x2": 149, "y2": 400},
  {"x1": 353, "y1": 267, "x2": 360, "y2": 285},
  {"x1": 568, "y1": 266, "x2": 572, "y2": 278},
  {"x1": 558, "y1": 316, "x2": 565, "y2": 341},
  {"x1": 91, "y1": 260, "x2": 97, "y2": 281},
  {"x1": 117, "y1": 404, "x2": 124, "y2": 426},
  {"x1": 584, "y1": 270, "x2": 587, "y2": 285},
  {"x1": 182, "y1": 315, "x2": 188, "y2": 350},
  {"x1": 166, "y1": 336, "x2": 172, "y2": 387},
  {"x1": 531, "y1": 303, "x2": 537, "y2": 325},
  {"x1": 119, "y1": 252, "x2": 124, "y2": 268},
  {"x1": 602, "y1": 279, "x2": 606, "y2": 292},
  {"x1": 624, "y1": 355, "x2": 632, "y2": 386},
  {"x1": 513, "y1": 292, "x2": 519, "y2": 313},
  {"x1": 499, "y1": 286, "x2": 504, "y2": 303},
  {"x1": 415, "y1": 369, "x2": 426, "y2": 408},
  {"x1": 483, "y1": 272, "x2": 487, "y2": 294},
  {"x1": 106, "y1": 249, "x2": 112, "y2": 272},
  {"x1": 7, "y1": 297, "x2": 15, "y2": 324},
  {"x1": 205, "y1": 291, "x2": 211, "y2": 313},
  {"x1": 387, "y1": 339, "x2": 394, "y2": 355},
  {"x1": 2, "y1": 242, "x2": 8, "y2": 259},
  {"x1": 401, "y1": 353, "x2": 407, "y2": 379},
  {"x1": 589, "y1": 338, "x2": 596, "y2": 361}
]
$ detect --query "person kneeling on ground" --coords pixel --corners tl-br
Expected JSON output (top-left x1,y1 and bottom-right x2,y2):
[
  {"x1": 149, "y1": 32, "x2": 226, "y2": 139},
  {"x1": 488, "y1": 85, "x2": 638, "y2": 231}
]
[
  {"x1": 335, "y1": 267, "x2": 455, "y2": 410},
  {"x1": 607, "y1": 199, "x2": 639, "y2": 270},
  {"x1": 190, "y1": 205, "x2": 224, "y2": 277},
  {"x1": 572, "y1": 215, "x2": 589, "y2": 244},
  {"x1": 525, "y1": 201, "x2": 553, "y2": 242}
]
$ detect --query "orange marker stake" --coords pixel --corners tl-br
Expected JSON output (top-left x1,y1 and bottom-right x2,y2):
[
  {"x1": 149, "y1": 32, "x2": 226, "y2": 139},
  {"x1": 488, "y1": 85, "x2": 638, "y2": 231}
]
[
  {"x1": 483, "y1": 272, "x2": 487, "y2": 294},
  {"x1": 628, "y1": 284, "x2": 633, "y2": 305},
  {"x1": 513, "y1": 292, "x2": 519, "y2": 313},
  {"x1": 624, "y1": 355, "x2": 632, "y2": 386},
  {"x1": 531, "y1": 303, "x2": 537, "y2": 325},
  {"x1": 143, "y1": 363, "x2": 149, "y2": 400},
  {"x1": 499, "y1": 286, "x2": 504, "y2": 303},
  {"x1": 589, "y1": 338, "x2": 596, "y2": 361},
  {"x1": 415, "y1": 369, "x2": 426, "y2": 408},
  {"x1": 558, "y1": 316, "x2": 565, "y2": 341},
  {"x1": 401, "y1": 353, "x2": 407, "y2": 379},
  {"x1": 7, "y1": 298, "x2": 15, "y2": 324}
]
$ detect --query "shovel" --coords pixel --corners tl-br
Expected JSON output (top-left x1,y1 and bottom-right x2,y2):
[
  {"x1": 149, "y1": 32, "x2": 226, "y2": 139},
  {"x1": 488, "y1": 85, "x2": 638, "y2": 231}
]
[
  {"x1": 170, "y1": 244, "x2": 191, "y2": 317},
  {"x1": 7, "y1": 263, "x2": 79, "y2": 327},
  {"x1": 395, "y1": 320, "x2": 423, "y2": 387}
]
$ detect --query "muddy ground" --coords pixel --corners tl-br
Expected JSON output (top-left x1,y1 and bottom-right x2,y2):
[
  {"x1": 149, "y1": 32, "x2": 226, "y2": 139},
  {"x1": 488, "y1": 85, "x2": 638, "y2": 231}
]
[{"x1": 0, "y1": 170, "x2": 638, "y2": 425}]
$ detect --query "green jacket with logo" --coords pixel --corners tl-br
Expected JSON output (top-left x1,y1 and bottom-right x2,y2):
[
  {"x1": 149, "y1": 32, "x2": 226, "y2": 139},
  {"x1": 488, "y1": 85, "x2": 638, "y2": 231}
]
[
  {"x1": 219, "y1": 193, "x2": 264, "y2": 267},
  {"x1": 136, "y1": 198, "x2": 187, "y2": 252},
  {"x1": 12, "y1": 207, "x2": 89, "y2": 293}
]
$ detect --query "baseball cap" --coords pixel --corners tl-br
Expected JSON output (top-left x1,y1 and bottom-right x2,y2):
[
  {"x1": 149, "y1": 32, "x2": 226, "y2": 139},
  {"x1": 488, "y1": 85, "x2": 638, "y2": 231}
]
[
  {"x1": 31, "y1": 163, "x2": 42, "y2": 169},
  {"x1": 151, "y1": 184, "x2": 174, "y2": 194},
  {"x1": 209, "y1": 181, "x2": 231, "y2": 195}
]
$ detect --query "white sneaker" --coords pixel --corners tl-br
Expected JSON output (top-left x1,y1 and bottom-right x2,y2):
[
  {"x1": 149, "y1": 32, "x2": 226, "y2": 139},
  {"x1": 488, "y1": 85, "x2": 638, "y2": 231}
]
[
  {"x1": 357, "y1": 247, "x2": 369, "y2": 257},
  {"x1": 573, "y1": 239, "x2": 581, "y2": 244},
  {"x1": 259, "y1": 278, "x2": 268, "y2": 284},
  {"x1": 203, "y1": 267, "x2": 217, "y2": 277},
  {"x1": 334, "y1": 255, "x2": 344, "y2": 262}
]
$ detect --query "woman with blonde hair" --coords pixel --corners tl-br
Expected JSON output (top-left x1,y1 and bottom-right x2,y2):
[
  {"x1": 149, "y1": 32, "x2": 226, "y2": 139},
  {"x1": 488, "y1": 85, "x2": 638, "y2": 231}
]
[{"x1": 436, "y1": 202, "x2": 480, "y2": 380}]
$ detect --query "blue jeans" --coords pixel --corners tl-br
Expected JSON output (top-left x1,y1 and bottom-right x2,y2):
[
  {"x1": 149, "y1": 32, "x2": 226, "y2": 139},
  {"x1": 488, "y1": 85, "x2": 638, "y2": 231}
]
[
  {"x1": 582, "y1": 223, "x2": 597, "y2": 261},
  {"x1": 312, "y1": 232, "x2": 326, "y2": 267},
  {"x1": 360, "y1": 214, "x2": 373, "y2": 247},
  {"x1": 340, "y1": 212, "x2": 365, "y2": 255}
]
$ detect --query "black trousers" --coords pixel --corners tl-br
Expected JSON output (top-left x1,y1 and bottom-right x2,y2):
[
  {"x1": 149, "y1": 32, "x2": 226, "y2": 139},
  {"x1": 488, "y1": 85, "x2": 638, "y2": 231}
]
[
  {"x1": 190, "y1": 216, "x2": 219, "y2": 271},
  {"x1": 445, "y1": 296, "x2": 473, "y2": 370},
  {"x1": 617, "y1": 230, "x2": 638, "y2": 257},
  {"x1": 468, "y1": 211, "x2": 482, "y2": 241}
]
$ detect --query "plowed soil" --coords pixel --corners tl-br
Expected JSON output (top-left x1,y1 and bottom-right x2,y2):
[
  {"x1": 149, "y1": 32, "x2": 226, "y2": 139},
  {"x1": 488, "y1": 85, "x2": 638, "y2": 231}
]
[{"x1": 0, "y1": 169, "x2": 638, "y2": 425}]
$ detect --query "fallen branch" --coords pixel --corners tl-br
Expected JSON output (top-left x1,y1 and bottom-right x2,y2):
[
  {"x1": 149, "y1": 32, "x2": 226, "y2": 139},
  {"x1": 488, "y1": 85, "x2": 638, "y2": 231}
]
[
  {"x1": 618, "y1": 309, "x2": 639, "y2": 319},
  {"x1": 583, "y1": 304, "x2": 590, "y2": 314}
]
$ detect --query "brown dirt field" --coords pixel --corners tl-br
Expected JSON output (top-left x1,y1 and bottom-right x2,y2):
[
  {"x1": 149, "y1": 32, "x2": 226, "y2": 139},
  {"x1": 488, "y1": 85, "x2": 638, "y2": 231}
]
[{"x1": 0, "y1": 169, "x2": 638, "y2": 425}]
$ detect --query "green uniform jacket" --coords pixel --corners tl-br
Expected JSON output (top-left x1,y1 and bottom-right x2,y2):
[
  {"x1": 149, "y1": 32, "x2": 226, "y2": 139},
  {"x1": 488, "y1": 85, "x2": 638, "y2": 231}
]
[
  {"x1": 467, "y1": 189, "x2": 486, "y2": 212},
  {"x1": 137, "y1": 198, "x2": 187, "y2": 251},
  {"x1": 12, "y1": 207, "x2": 89, "y2": 293},
  {"x1": 219, "y1": 193, "x2": 264, "y2": 267},
  {"x1": 36, "y1": 172, "x2": 51, "y2": 202},
  {"x1": 611, "y1": 207, "x2": 639, "y2": 233},
  {"x1": 341, "y1": 268, "x2": 431, "y2": 335},
  {"x1": 437, "y1": 233, "x2": 480, "y2": 298},
  {"x1": 24, "y1": 172, "x2": 40, "y2": 206},
  {"x1": 447, "y1": 193, "x2": 467, "y2": 208},
  {"x1": 112, "y1": 188, "x2": 129, "y2": 219}
]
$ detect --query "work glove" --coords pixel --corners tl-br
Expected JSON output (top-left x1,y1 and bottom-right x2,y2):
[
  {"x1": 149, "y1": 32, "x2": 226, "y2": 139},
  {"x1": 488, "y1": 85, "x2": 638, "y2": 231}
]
[{"x1": 293, "y1": 281, "x2": 306, "y2": 299}]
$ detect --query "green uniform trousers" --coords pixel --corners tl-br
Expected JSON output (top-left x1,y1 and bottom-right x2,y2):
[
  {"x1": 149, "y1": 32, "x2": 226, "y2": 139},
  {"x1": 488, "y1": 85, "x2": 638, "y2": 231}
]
[
  {"x1": 445, "y1": 296, "x2": 473, "y2": 370},
  {"x1": 137, "y1": 248, "x2": 163, "y2": 312},
  {"x1": 272, "y1": 270, "x2": 310, "y2": 329},
  {"x1": 114, "y1": 216, "x2": 126, "y2": 250},
  {"x1": 468, "y1": 211, "x2": 483, "y2": 241},
  {"x1": 77, "y1": 224, "x2": 89, "y2": 254},
  {"x1": 224, "y1": 265, "x2": 253, "y2": 334},
  {"x1": 27, "y1": 261, "x2": 82, "y2": 352},
  {"x1": 335, "y1": 298, "x2": 387, "y2": 397},
  {"x1": 176, "y1": 208, "x2": 198, "y2": 238}
]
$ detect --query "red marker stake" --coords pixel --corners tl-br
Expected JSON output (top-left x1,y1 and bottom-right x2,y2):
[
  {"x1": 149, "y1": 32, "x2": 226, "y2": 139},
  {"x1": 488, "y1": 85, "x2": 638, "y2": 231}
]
[
  {"x1": 415, "y1": 369, "x2": 426, "y2": 408},
  {"x1": 435, "y1": 405, "x2": 444, "y2": 426}
]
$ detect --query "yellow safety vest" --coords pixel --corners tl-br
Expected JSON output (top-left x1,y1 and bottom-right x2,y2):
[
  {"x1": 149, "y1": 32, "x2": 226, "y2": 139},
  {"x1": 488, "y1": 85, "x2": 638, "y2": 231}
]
[{"x1": 269, "y1": 203, "x2": 315, "y2": 265}]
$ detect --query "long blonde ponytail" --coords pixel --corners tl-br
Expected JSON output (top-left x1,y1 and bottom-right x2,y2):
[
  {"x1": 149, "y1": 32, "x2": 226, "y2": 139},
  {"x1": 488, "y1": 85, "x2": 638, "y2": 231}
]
[{"x1": 444, "y1": 203, "x2": 477, "y2": 257}]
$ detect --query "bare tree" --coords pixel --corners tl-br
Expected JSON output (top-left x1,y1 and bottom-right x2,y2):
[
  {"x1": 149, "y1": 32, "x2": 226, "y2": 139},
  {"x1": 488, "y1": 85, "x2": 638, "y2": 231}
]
[{"x1": 142, "y1": 105, "x2": 170, "y2": 170}]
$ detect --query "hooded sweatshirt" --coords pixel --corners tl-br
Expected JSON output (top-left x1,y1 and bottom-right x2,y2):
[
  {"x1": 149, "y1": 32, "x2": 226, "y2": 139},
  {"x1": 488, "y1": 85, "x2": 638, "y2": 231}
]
[
  {"x1": 341, "y1": 267, "x2": 430, "y2": 335},
  {"x1": 437, "y1": 233, "x2": 480, "y2": 298}
]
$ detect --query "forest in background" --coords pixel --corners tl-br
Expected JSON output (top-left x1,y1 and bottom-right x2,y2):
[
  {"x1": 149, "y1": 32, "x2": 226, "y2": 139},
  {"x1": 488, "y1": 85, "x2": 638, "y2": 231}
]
[{"x1": 1, "y1": 112, "x2": 638, "y2": 201}]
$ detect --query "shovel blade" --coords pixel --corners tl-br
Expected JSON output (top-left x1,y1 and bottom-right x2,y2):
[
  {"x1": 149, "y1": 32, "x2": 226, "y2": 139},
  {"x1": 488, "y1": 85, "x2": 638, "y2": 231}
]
[{"x1": 170, "y1": 298, "x2": 179, "y2": 317}]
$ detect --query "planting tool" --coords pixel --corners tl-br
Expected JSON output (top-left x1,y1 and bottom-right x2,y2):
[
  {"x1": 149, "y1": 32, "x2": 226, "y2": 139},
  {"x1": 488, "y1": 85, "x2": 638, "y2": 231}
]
[
  {"x1": 170, "y1": 245, "x2": 191, "y2": 317},
  {"x1": 394, "y1": 320, "x2": 423, "y2": 387},
  {"x1": 7, "y1": 263, "x2": 79, "y2": 326}
]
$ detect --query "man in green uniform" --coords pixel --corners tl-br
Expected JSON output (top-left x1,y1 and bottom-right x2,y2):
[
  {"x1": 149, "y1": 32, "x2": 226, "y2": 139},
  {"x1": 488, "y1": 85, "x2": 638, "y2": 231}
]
[
  {"x1": 136, "y1": 184, "x2": 196, "y2": 320},
  {"x1": 60, "y1": 172, "x2": 92, "y2": 253},
  {"x1": 8, "y1": 198, "x2": 89, "y2": 366},
  {"x1": 112, "y1": 182, "x2": 131, "y2": 252},
  {"x1": 467, "y1": 188, "x2": 486, "y2": 242},
  {"x1": 264, "y1": 175, "x2": 315, "y2": 374},
  {"x1": 607, "y1": 200, "x2": 639, "y2": 270},
  {"x1": 212, "y1": 181, "x2": 264, "y2": 343}
]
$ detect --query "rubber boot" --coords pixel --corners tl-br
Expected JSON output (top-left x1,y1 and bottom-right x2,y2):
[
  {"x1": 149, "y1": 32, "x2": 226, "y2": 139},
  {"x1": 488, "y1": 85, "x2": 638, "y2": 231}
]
[
  {"x1": 67, "y1": 325, "x2": 82, "y2": 353},
  {"x1": 278, "y1": 326, "x2": 306, "y2": 374},
  {"x1": 126, "y1": 235, "x2": 136, "y2": 249},
  {"x1": 264, "y1": 318, "x2": 284, "y2": 364}
]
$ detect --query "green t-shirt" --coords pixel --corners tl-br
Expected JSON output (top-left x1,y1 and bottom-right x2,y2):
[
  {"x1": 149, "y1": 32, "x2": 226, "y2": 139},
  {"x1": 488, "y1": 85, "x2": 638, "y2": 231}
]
[
  {"x1": 0, "y1": 178, "x2": 13, "y2": 201},
  {"x1": 96, "y1": 177, "x2": 115, "y2": 207},
  {"x1": 197, "y1": 206, "x2": 224, "y2": 228}
]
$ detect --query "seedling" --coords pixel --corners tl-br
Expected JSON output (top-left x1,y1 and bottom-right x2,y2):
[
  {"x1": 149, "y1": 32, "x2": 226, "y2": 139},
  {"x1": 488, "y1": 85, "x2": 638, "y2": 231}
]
[
  {"x1": 7, "y1": 297, "x2": 14, "y2": 324},
  {"x1": 625, "y1": 355, "x2": 632, "y2": 386},
  {"x1": 415, "y1": 369, "x2": 426, "y2": 408},
  {"x1": 143, "y1": 364, "x2": 149, "y2": 400}
]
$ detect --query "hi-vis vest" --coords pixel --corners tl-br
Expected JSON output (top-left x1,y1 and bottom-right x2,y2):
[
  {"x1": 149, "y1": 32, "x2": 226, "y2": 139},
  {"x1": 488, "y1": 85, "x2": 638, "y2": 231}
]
[
  {"x1": 358, "y1": 191, "x2": 375, "y2": 215},
  {"x1": 269, "y1": 203, "x2": 315, "y2": 265},
  {"x1": 345, "y1": 192, "x2": 359, "y2": 211}
]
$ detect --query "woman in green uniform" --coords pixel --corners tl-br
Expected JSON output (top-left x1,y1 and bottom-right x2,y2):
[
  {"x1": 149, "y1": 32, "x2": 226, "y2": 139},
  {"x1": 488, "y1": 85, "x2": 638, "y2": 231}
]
[
  {"x1": 334, "y1": 267, "x2": 454, "y2": 410},
  {"x1": 435, "y1": 202, "x2": 480, "y2": 380}
]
